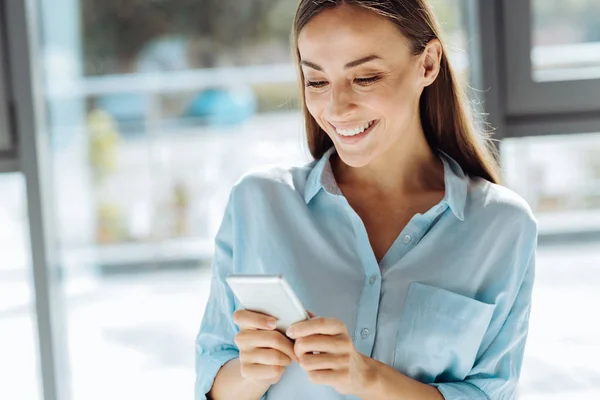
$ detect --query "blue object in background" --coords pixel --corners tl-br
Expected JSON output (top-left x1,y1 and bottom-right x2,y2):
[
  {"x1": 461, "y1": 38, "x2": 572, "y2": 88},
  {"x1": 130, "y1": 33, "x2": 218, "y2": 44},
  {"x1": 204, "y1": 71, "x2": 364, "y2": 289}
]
[
  {"x1": 96, "y1": 93, "x2": 150, "y2": 137},
  {"x1": 184, "y1": 85, "x2": 257, "y2": 127},
  {"x1": 97, "y1": 93, "x2": 150, "y2": 124},
  {"x1": 94, "y1": 84, "x2": 257, "y2": 136}
]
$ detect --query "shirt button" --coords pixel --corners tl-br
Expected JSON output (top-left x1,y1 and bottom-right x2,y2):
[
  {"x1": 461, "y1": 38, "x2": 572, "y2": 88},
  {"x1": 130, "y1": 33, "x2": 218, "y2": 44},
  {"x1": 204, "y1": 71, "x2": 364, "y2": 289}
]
[
  {"x1": 360, "y1": 328, "x2": 371, "y2": 338},
  {"x1": 369, "y1": 275, "x2": 377, "y2": 285},
  {"x1": 403, "y1": 234, "x2": 412, "y2": 244}
]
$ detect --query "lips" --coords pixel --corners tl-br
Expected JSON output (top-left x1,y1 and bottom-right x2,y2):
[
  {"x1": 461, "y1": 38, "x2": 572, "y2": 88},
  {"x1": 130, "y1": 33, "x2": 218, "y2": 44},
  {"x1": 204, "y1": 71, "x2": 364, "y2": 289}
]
[
  {"x1": 330, "y1": 119, "x2": 379, "y2": 144},
  {"x1": 331, "y1": 120, "x2": 376, "y2": 136}
]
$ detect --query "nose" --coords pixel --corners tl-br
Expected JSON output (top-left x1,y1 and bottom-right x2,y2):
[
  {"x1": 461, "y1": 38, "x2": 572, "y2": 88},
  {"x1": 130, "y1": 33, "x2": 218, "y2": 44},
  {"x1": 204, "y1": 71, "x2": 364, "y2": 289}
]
[{"x1": 326, "y1": 83, "x2": 357, "y2": 121}]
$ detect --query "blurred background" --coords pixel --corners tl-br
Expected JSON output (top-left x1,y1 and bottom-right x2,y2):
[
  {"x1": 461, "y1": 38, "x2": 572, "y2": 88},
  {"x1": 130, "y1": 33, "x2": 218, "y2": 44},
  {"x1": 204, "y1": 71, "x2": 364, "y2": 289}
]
[{"x1": 0, "y1": 0, "x2": 599, "y2": 399}]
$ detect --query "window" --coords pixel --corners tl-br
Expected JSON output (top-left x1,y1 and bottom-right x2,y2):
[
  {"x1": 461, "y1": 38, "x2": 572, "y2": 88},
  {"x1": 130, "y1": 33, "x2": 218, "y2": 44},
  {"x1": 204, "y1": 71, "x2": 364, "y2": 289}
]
[
  {"x1": 38, "y1": 1, "x2": 307, "y2": 398},
  {"x1": 0, "y1": 173, "x2": 41, "y2": 400},
  {"x1": 502, "y1": 134, "x2": 600, "y2": 398},
  {"x1": 503, "y1": 1, "x2": 600, "y2": 115},
  {"x1": 501, "y1": 133, "x2": 600, "y2": 229},
  {"x1": 520, "y1": 240, "x2": 600, "y2": 399},
  {"x1": 532, "y1": 0, "x2": 600, "y2": 82},
  {"x1": 34, "y1": 0, "x2": 470, "y2": 398}
]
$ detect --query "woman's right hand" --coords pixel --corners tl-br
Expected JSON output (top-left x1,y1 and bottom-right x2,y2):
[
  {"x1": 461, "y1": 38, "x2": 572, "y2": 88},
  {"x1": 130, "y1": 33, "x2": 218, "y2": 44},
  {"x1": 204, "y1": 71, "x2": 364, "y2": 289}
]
[{"x1": 233, "y1": 309, "x2": 299, "y2": 386}]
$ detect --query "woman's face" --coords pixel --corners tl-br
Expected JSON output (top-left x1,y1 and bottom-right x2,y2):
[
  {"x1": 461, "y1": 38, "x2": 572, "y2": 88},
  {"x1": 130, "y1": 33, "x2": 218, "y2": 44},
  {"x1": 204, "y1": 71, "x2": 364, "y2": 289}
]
[{"x1": 298, "y1": 4, "x2": 431, "y2": 168}]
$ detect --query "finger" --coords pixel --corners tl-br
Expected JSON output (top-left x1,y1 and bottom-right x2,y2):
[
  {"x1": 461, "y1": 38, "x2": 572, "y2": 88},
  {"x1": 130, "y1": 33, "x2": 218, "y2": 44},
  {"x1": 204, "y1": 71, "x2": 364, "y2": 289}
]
[
  {"x1": 240, "y1": 348, "x2": 293, "y2": 367},
  {"x1": 307, "y1": 369, "x2": 341, "y2": 385},
  {"x1": 233, "y1": 309, "x2": 277, "y2": 331},
  {"x1": 287, "y1": 317, "x2": 346, "y2": 339},
  {"x1": 299, "y1": 352, "x2": 348, "y2": 371},
  {"x1": 235, "y1": 330, "x2": 299, "y2": 362},
  {"x1": 294, "y1": 334, "x2": 348, "y2": 358}
]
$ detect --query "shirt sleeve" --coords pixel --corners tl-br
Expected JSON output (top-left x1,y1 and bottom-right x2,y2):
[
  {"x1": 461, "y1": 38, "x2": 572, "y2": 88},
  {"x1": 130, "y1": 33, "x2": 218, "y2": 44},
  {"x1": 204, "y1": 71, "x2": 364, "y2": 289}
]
[
  {"x1": 194, "y1": 188, "x2": 245, "y2": 400},
  {"x1": 430, "y1": 223, "x2": 537, "y2": 400}
]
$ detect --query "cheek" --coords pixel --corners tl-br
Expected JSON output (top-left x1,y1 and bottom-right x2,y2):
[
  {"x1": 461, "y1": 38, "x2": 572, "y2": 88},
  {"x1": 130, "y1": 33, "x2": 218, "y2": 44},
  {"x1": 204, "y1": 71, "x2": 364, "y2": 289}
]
[
  {"x1": 382, "y1": 95, "x2": 411, "y2": 117},
  {"x1": 303, "y1": 95, "x2": 330, "y2": 133},
  {"x1": 378, "y1": 71, "x2": 419, "y2": 107},
  {"x1": 304, "y1": 91, "x2": 323, "y2": 109},
  {"x1": 304, "y1": 92, "x2": 329, "y2": 123},
  {"x1": 376, "y1": 85, "x2": 417, "y2": 121}
]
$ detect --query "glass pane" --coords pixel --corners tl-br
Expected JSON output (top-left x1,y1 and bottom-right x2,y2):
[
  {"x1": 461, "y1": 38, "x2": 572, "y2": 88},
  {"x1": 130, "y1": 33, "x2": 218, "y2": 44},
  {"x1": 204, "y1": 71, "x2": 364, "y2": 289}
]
[
  {"x1": 501, "y1": 134, "x2": 600, "y2": 398},
  {"x1": 501, "y1": 133, "x2": 600, "y2": 223},
  {"x1": 0, "y1": 173, "x2": 41, "y2": 400},
  {"x1": 429, "y1": 0, "x2": 471, "y2": 85},
  {"x1": 35, "y1": 1, "x2": 470, "y2": 399},
  {"x1": 38, "y1": 1, "x2": 305, "y2": 399},
  {"x1": 520, "y1": 243, "x2": 600, "y2": 399},
  {"x1": 532, "y1": 0, "x2": 600, "y2": 82}
]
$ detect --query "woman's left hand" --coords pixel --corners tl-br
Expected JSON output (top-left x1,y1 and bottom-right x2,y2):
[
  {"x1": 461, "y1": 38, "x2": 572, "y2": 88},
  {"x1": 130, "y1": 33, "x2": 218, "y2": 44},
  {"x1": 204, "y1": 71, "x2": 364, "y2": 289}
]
[{"x1": 285, "y1": 311, "x2": 374, "y2": 396}]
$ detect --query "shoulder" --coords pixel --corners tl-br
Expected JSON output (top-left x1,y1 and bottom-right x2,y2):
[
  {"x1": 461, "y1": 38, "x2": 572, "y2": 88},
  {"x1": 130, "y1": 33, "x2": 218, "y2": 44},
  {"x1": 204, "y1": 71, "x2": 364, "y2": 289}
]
[
  {"x1": 229, "y1": 159, "x2": 317, "y2": 203},
  {"x1": 464, "y1": 178, "x2": 538, "y2": 288},
  {"x1": 466, "y1": 177, "x2": 538, "y2": 238}
]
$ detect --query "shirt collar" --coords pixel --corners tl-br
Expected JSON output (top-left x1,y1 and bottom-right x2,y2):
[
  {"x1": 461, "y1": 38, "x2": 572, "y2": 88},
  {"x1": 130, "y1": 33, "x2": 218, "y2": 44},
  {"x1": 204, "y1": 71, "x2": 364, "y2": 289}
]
[
  {"x1": 304, "y1": 146, "x2": 338, "y2": 203},
  {"x1": 438, "y1": 150, "x2": 467, "y2": 221},
  {"x1": 304, "y1": 147, "x2": 467, "y2": 221}
]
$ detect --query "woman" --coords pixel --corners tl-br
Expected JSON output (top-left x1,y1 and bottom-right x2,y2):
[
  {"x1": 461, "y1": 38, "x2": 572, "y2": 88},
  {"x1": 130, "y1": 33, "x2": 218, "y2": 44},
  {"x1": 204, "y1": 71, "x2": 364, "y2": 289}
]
[{"x1": 196, "y1": 1, "x2": 537, "y2": 399}]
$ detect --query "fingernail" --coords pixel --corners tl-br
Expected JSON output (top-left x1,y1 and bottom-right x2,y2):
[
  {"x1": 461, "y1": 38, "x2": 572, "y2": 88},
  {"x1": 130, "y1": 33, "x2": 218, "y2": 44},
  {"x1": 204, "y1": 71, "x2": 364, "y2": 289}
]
[
  {"x1": 286, "y1": 328, "x2": 295, "y2": 338},
  {"x1": 267, "y1": 319, "x2": 277, "y2": 329}
]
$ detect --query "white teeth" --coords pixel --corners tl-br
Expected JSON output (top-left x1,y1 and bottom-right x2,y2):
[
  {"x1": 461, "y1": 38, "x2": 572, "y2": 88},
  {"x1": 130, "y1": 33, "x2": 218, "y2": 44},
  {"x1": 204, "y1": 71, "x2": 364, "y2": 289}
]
[{"x1": 336, "y1": 120, "x2": 375, "y2": 136}]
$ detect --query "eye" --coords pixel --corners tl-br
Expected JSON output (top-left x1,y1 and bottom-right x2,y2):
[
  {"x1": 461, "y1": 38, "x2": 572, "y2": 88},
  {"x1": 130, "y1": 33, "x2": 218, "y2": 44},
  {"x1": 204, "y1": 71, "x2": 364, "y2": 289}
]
[
  {"x1": 355, "y1": 76, "x2": 380, "y2": 85},
  {"x1": 305, "y1": 80, "x2": 328, "y2": 88}
]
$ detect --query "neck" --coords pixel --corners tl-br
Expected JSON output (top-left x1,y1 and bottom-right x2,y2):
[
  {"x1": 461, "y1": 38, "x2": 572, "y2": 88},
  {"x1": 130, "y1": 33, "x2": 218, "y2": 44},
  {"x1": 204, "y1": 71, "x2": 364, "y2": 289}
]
[{"x1": 332, "y1": 126, "x2": 445, "y2": 196}]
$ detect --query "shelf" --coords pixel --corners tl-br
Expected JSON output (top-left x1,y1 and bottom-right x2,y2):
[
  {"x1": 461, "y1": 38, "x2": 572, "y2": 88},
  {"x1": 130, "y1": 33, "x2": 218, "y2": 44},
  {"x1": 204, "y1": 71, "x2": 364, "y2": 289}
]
[
  {"x1": 55, "y1": 209, "x2": 600, "y2": 274},
  {"x1": 61, "y1": 237, "x2": 215, "y2": 274}
]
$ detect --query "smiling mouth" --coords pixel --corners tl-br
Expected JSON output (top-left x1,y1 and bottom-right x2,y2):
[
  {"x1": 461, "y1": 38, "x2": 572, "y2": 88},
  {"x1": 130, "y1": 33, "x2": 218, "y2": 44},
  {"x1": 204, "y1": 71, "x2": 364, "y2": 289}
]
[
  {"x1": 330, "y1": 119, "x2": 379, "y2": 142},
  {"x1": 332, "y1": 120, "x2": 377, "y2": 137}
]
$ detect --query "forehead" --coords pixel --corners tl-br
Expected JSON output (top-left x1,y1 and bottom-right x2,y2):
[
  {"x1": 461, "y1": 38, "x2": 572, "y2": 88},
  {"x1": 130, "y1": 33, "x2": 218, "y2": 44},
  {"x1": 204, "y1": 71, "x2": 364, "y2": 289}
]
[{"x1": 297, "y1": 5, "x2": 408, "y2": 62}]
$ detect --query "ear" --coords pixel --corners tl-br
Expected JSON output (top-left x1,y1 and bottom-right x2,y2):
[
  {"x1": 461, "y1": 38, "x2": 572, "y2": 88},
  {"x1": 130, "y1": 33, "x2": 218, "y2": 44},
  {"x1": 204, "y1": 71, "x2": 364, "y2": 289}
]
[{"x1": 419, "y1": 38, "x2": 443, "y2": 87}]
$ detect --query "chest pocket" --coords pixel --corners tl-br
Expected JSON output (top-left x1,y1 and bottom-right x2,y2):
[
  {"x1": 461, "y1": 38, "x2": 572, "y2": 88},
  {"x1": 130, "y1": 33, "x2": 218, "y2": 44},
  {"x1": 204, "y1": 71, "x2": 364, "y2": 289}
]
[{"x1": 393, "y1": 282, "x2": 495, "y2": 383}]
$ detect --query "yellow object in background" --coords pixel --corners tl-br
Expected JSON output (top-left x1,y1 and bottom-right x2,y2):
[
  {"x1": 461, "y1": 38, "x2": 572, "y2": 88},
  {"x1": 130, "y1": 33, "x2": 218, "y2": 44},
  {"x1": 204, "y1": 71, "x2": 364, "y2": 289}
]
[
  {"x1": 88, "y1": 108, "x2": 121, "y2": 183},
  {"x1": 96, "y1": 202, "x2": 126, "y2": 244}
]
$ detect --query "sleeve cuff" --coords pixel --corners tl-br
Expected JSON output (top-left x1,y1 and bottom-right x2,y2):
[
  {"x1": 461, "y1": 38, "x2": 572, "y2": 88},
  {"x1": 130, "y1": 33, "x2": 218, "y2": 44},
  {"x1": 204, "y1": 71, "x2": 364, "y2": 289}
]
[
  {"x1": 430, "y1": 381, "x2": 490, "y2": 400},
  {"x1": 195, "y1": 349, "x2": 240, "y2": 400}
]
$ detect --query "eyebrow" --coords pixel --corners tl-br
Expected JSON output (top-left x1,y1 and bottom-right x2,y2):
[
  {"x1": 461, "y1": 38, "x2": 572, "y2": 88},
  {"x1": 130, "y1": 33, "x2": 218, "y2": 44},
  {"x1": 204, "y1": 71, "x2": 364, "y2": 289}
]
[{"x1": 300, "y1": 54, "x2": 382, "y2": 71}]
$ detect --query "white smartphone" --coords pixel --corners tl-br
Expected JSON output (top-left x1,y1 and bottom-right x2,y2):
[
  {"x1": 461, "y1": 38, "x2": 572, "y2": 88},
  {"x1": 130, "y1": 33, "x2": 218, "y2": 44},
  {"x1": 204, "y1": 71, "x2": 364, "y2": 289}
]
[{"x1": 226, "y1": 274, "x2": 310, "y2": 334}]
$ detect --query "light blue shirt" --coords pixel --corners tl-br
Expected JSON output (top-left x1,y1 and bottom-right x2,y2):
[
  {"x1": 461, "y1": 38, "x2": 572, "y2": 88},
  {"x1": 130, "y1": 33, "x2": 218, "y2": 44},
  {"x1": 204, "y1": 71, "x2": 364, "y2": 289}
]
[{"x1": 195, "y1": 147, "x2": 537, "y2": 400}]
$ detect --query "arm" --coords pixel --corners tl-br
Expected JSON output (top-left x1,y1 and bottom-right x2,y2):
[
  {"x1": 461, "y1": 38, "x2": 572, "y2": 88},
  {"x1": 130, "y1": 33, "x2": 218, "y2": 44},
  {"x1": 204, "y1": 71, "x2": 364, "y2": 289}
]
[
  {"x1": 207, "y1": 358, "x2": 271, "y2": 400},
  {"x1": 360, "y1": 224, "x2": 538, "y2": 400},
  {"x1": 195, "y1": 188, "x2": 269, "y2": 400},
  {"x1": 359, "y1": 357, "x2": 444, "y2": 400}
]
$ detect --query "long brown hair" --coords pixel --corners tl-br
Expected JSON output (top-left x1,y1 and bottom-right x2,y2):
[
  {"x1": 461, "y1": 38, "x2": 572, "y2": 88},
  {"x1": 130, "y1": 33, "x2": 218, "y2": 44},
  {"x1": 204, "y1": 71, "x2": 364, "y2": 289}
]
[{"x1": 291, "y1": 0, "x2": 501, "y2": 184}]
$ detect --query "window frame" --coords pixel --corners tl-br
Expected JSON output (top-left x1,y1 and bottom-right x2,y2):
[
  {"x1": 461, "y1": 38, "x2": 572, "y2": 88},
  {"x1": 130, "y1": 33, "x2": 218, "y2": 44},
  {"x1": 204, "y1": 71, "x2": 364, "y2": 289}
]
[
  {"x1": 502, "y1": 0, "x2": 600, "y2": 118},
  {"x1": 0, "y1": 0, "x2": 15, "y2": 161},
  {"x1": 3, "y1": 0, "x2": 72, "y2": 399}
]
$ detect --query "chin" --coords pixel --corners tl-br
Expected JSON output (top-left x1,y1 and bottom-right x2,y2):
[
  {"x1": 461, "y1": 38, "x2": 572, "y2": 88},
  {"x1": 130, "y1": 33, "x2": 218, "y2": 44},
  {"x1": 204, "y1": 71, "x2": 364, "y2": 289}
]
[
  {"x1": 325, "y1": 118, "x2": 385, "y2": 169},
  {"x1": 333, "y1": 146, "x2": 375, "y2": 168}
]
